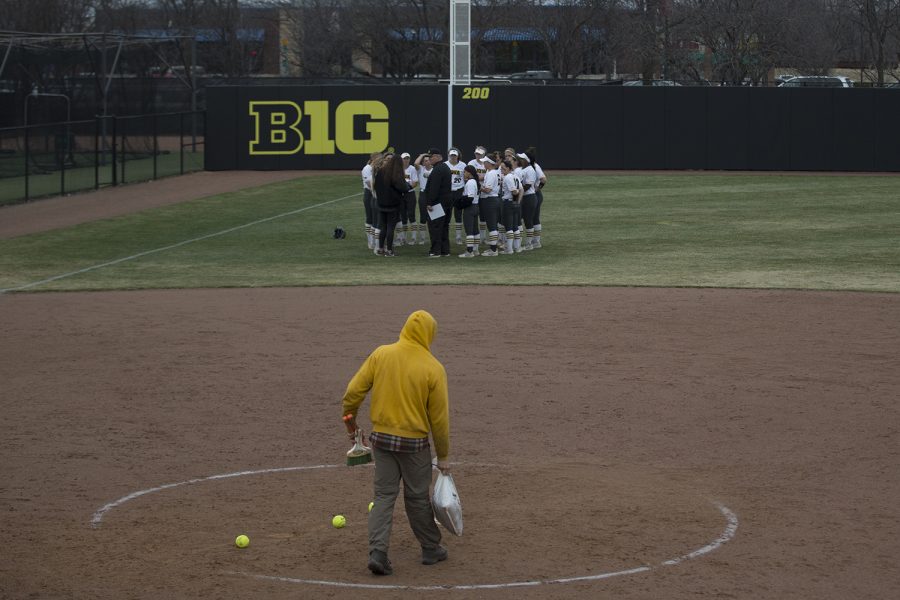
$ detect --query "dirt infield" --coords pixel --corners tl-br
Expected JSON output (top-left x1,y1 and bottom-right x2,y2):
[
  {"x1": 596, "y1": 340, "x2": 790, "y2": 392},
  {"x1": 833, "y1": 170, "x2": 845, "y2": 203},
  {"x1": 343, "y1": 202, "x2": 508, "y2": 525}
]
[{"x1": 1, "y1": 286, "x2": 898, "y2": 599}]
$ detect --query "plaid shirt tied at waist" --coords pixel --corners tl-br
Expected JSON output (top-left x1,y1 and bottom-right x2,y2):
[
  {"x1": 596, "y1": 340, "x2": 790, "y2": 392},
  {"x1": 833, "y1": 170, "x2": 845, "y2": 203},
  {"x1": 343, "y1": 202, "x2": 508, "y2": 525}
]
[{"x1": 368, "y1": 431, "x2": 430, "y2": 453}]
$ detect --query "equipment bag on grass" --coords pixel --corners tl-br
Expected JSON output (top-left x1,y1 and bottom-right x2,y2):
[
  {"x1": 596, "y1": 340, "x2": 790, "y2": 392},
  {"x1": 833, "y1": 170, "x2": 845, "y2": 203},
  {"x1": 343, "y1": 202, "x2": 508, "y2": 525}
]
[{"x1": 432, "y1": 471, "x2": 463, "y2": 536}]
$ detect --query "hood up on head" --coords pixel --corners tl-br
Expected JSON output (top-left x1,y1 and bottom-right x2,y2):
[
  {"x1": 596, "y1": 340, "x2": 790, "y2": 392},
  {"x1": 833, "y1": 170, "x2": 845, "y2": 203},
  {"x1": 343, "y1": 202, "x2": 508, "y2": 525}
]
[{"x1": 399, "y1": 310, "x2": 437, "y2": 351}]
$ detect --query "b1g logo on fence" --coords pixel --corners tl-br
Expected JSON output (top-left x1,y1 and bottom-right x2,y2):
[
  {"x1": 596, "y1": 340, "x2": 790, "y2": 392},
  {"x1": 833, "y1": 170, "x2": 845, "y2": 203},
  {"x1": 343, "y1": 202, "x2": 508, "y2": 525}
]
[{"x1": 248, "y1": 100, "x2": 390, "y2": 155}]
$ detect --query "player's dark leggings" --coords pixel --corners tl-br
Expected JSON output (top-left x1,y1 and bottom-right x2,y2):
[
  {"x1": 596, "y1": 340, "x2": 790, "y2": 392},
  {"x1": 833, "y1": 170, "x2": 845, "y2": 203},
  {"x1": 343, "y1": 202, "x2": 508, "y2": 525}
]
[
  {"x1": 521, "y1": 193, "x2": 537, "y2": 229},
  {"x1": 501, "y1": 201, "x2": 518, "y2": 232},
  {"x1": 479, "y1": 197, "x2": 500, "y2": 234},
  {"x1": 378, "y1": 209, "x2": 399, "y2": 251},
  {"x1": 452, "y1": 189, "x2": 464, "y2": 224},
  {"x1": 399, "y1": 191, "x2": 416, "y2": 226},
  {"x1": 363, "y1": 189, "x2": 374, "y2": 226},
  {"x1": 534, "y1": 188, "x2": 543, "y2": 226},
  {"x1": 462, "y1": 204, "x2": 479, "y2": 239}
]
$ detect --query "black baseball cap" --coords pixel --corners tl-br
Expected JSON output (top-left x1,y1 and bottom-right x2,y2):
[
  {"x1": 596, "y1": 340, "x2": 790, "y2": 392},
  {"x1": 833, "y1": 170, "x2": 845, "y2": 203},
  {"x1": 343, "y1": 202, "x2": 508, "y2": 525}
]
[{"x1": 428, "y1": 147, "x2": 443, "y2": 156}]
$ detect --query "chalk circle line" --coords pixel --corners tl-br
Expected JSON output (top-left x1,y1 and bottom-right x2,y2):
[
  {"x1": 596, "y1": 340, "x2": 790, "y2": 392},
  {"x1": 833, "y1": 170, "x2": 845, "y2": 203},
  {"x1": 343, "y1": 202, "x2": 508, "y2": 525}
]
[{"x1": 91, "y1": 462, "x2": 739, "y2": 591}]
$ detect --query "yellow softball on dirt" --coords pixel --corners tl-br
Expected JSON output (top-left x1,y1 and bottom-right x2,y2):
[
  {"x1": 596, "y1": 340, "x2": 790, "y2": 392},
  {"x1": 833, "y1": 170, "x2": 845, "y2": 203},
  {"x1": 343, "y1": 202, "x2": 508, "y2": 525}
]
[
  {"x1": 235, "y1": 534, "x2": 250, "y2": 548},
  {"x1": 368, "y1": 501, "x2": 374, "y2": 512},
  {"x1": 332, "y1": 515, "x2": 346, "y2": 528}
]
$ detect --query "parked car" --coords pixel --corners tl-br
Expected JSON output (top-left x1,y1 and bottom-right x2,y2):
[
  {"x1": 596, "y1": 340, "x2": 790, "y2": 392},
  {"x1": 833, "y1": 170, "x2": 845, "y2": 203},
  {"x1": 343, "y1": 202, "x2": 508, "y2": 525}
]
[
  {"x1": 623, "y1": 79, "x2": 682, "y2": 86},
  {"x1": 508, "y1": 70, "x2": 553, "y2": 80},
  {"x1": 778, "y1": 76, "x2": 853, "y2": 88}
]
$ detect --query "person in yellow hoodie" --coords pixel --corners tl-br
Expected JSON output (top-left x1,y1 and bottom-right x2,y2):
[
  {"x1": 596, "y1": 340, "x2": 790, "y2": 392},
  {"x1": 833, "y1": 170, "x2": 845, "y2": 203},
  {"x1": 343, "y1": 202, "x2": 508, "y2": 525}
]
[{"x1": 341, "y1": 309, "x2": 451, "y2": 576}]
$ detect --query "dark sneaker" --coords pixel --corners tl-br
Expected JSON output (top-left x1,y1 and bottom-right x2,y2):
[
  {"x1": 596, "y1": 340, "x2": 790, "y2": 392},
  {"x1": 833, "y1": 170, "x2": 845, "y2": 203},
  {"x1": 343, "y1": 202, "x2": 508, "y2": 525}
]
[
  {"x1": 421, "y1": 545, "x2": 448, "y2": 565},
  {"x1": 384, "y1": 249, "x2": 396, "y2": 257},
  {"x1": 428, "y1": 252, "x2": 441, "y2": 258},
  {"x1": 368, "y1": 550, "x2": 393, "y2": 575}
]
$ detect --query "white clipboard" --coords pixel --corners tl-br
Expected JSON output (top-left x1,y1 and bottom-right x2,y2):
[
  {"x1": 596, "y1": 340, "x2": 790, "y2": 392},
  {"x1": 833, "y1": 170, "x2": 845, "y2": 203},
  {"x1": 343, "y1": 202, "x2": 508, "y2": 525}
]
[{"x1": 427, "y1": 203, "x2": 446, "y2": 220}]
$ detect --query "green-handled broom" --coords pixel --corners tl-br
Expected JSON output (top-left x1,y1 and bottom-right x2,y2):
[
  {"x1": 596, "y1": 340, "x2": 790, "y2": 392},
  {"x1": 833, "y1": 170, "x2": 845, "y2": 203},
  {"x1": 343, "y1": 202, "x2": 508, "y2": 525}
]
[{"x1": 342, "y1": 414, "x2": 373, "y2": 466}]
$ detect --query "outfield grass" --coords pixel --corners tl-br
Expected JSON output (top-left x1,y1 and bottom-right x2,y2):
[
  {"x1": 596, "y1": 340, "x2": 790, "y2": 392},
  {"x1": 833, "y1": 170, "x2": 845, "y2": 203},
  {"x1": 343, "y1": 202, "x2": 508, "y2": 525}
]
[
  {"x1": 1, "y1": 172, "x2": 898, "y2": 293},
  {"x1": 0, "y1": 152, "x2": 205, "y2": 206}
]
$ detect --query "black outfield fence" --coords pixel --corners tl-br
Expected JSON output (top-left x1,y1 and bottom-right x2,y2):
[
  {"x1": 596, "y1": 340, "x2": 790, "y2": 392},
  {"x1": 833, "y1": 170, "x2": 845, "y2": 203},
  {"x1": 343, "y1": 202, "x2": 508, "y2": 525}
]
[
  {"x1": 205, "y1": 85, "x2": 900, "y2": 172},
  {"x1": 0, "y1": 111, "x2": 206, "y2": 206}
]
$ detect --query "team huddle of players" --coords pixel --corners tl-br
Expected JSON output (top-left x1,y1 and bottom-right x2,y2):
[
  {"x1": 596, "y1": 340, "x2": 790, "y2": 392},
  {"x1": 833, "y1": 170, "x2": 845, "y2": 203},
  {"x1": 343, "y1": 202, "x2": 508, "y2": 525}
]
[{"x1": 361, "y1": 146, "x2": 547, "y2": 257}]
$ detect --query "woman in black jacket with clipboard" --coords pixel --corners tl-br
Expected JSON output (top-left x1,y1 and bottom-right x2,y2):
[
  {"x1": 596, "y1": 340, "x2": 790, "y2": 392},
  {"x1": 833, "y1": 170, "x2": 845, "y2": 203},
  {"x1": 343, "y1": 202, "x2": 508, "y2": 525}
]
[{"x1": 373, "y1": 153, "x2": 409, "y2": 257}]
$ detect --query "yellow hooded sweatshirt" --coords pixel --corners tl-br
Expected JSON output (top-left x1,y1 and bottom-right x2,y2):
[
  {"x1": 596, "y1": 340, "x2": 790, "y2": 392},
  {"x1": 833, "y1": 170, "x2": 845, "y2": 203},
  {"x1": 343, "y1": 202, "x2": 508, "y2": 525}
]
[{"x1": 341, "y1": 310, "x2": 450, "y2": 461}]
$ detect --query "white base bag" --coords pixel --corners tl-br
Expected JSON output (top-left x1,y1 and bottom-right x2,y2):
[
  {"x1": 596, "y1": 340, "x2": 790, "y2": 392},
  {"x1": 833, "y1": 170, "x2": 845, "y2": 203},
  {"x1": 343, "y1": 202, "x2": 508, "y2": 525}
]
[{"x1": 432, "y1": 471, "x2": 463, "y2": 536}]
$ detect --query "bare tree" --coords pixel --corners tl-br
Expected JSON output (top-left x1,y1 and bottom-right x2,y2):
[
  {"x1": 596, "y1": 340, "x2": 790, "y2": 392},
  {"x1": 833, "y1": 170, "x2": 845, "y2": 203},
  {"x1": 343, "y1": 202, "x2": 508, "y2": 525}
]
[
  {"x1": 893, "y1": 7, "x2": 900, "y2": 82},
  {"x1": 157, "y1": 0, "x2": 205, "y2": 28},
  {"x1": 3, "y1": 0, "x2": 893, "y2": 85},
  {"x1": 93, "y1": 0, "x2": 149, "y2": 33},
  {"x1": 841, "y1": 0, "x2": 900, "y2": 85},
  {"x1": 469, "y1": 0, "x2": 510, "y2": 75},
  {"x1": 139, "y1": 0, "x2": 252, "y2": 77},
  {"x1": 0, "y1": 0, "x2": 95, "y2": 32},
  {"x1": 616, "y1": 0, "x2": 665, "y2": 82},
  {"x1": 675, "y1": 0, "x2": 806, "y2": 85},
  {"x1": 506, "y1": 0, "x2": 606, "y2": 79},
  {"x1": 274, "y1": 0, "x2": 353, "y2": 77},
  {"x1": 202, "y1": 0, "x2": 250, "y2": 76},
  {"x1": 781, "y1": 0, "x2": 851, "y2": 76},
  {"x1": 347, "y1": 0, "x2": 447, "y2": 79},
  {"x1": 0, "y1": 0, "x2": 97, "y2": 104}
]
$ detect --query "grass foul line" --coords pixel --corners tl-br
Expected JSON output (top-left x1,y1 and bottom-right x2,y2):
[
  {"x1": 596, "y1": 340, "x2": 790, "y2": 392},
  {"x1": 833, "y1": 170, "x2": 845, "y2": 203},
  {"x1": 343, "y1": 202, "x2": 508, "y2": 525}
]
[{"x1": 0, "y1": 192, "x2": 361, "y2": 294}]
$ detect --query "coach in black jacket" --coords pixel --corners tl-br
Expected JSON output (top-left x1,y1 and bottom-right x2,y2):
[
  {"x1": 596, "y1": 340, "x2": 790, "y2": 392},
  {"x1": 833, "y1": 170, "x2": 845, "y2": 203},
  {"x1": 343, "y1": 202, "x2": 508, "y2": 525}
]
[{"x1": 423, "y1": 148, "x2": 453, "y2": 257}]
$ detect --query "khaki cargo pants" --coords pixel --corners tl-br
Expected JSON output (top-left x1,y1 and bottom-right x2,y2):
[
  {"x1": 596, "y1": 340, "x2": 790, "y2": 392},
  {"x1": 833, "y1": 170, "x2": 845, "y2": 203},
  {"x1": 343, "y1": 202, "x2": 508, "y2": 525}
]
[{"x1": 368, "y1": 446, "x2": 442, "y2": 555}]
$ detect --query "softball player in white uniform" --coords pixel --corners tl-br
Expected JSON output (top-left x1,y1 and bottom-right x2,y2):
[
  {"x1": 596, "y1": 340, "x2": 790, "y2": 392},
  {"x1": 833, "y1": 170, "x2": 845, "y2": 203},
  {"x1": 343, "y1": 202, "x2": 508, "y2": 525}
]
[
  {"x1": 525, "y1": 147, "x2": 546, "y2": 249},
  {"x1": 414, "y1": 153, "x2": 432, "y2": 245},
  {"x1": 478, "y1": 154, "x2": 501, "y2": 256},
  {"x1": 499, "y1": 148, "x2": 517, "y2": 244},
  {"x1": 446, "y1": 148, "x2": 465, "y2": 244},
  {"x1": 533, "y1": 161, "x2": 546, "y2": 248},
  {"x1": 397, "y1": 153, "x2": 418, "y2": 245},
  {"x1": 468, "y1": 147, "x2": 488, "y2": 246},
  {"x1": 516, "y1": 152, "x2": 538, "y2": 251},
  {"x1": 499, "y1": 159, "x2": 522, "y2": 255},
  {"x1": 362, "y1": 152, "x2": 381, "y2": 249},
  {"x1": 467, "y1": 147, "x2": 487, "y2": 180},
  {"x1": 459, "y1": 165, "x2": 481, "y2": 258},
  {"x1": 510, "y1": 157, "x2": 528, "y2": 252}
]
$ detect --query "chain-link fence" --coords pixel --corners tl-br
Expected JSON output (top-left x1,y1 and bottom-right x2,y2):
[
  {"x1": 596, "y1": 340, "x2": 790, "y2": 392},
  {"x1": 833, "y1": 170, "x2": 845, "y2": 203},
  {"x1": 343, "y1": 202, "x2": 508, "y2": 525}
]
[{"x1": 0, "y1": 111, "x2": 205, "y2": 206}]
